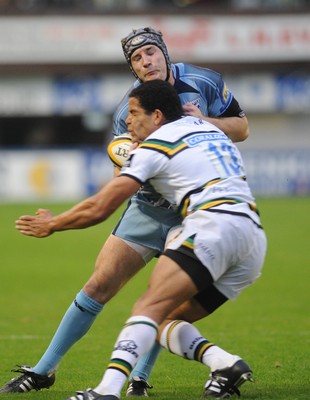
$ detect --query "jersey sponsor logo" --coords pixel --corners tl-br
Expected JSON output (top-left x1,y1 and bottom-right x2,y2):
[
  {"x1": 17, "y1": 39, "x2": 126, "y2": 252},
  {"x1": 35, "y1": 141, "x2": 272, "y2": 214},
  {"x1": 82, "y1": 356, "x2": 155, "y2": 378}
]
[
  {"x1": 222, "y1": 83, "x2": 230, "y2": 103},
  {"x1": 183, "y1": 132, "x2": 228, "y2": 147}
]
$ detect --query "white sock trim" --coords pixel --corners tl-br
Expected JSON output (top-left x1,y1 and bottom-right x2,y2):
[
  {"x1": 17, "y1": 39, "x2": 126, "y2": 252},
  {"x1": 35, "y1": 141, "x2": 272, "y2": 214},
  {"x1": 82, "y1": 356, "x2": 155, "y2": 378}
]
[{"x1": 125, "y1": 316, "x2": 158, "y2": 332}]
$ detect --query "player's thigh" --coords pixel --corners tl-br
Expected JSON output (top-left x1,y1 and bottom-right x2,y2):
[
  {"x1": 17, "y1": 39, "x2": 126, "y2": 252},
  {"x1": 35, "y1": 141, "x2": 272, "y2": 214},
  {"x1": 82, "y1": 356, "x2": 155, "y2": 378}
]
[{"x1": 132, "y1": 255, "x2": 198, "y2": 324}]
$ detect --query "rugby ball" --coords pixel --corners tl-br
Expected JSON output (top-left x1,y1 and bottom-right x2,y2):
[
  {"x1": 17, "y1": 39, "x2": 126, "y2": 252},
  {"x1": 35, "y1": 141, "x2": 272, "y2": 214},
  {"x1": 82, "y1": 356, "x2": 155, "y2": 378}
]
[{"x1": 107, "y1": 133, "x2": 133, "y2": 168}]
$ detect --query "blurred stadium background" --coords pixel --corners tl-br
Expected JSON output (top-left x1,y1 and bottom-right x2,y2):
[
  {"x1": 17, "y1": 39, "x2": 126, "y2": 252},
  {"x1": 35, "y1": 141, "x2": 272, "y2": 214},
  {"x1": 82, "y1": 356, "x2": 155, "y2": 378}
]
[{"x1": 0, "y1": 0, "x2": 309, "y2": 202}]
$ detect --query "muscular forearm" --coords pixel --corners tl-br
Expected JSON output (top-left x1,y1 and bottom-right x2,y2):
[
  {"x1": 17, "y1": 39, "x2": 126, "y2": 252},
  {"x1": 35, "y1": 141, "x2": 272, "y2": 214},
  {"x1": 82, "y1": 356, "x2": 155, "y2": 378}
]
[
  {"x1": 15, "y1": 194, "x2": 112, "y2": 238},
  {"x1": 182, "y1": 102, "x2": 249, "y2": 143},
  {"x1": 51, "y1": 195, "x2": 108, "y2": 232},
  {"x1": 16, "y1": 177, "x2": 140, "y2": 238},
  {"x1": 51, "y1": 178, "x2": 138, "y2": 232},
  {"x1": 202, "y1": 115, "x2": 249, "y2": 143}
]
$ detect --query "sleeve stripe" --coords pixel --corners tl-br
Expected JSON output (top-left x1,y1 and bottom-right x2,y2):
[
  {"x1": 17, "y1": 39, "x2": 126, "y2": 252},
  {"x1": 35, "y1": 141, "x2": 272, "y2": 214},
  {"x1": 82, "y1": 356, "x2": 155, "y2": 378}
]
[{"x1": 119, "y1": 173, "x2": 144, "y2": 186}]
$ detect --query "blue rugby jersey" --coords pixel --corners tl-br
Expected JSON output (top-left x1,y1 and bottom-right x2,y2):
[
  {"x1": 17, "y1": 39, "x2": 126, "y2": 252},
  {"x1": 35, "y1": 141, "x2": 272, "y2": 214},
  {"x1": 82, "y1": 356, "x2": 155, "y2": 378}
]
[{"x1": 112, "y1": 63, "x2": 234, "y2": 136}]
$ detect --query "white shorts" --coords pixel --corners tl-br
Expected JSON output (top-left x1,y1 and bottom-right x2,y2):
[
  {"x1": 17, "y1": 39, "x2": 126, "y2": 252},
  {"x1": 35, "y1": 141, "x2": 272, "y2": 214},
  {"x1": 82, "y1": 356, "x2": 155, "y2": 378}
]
[{"x1": 165, "y1": 210, "x2": 267, "y2": 300}]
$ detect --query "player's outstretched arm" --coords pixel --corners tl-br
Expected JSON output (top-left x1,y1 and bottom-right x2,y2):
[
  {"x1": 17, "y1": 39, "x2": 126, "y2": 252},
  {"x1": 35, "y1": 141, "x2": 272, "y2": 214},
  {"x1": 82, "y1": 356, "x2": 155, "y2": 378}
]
[{"x1": 15, "y1": 176, "x2": 140, "y2": 238}]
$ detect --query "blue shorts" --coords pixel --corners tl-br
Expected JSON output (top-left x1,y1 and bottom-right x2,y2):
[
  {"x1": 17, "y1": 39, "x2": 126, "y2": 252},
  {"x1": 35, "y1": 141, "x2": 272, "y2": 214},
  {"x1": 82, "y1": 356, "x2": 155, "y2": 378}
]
[{"x1": 113, "y1": 192, "x2": 183, "y2": 255}]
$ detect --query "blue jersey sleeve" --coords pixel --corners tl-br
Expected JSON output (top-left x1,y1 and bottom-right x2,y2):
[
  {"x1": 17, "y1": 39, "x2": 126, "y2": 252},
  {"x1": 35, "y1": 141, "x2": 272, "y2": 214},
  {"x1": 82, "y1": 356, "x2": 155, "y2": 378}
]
[
  {"x1": 112, "y1": 99, "x2": 129, "y2": 136},
  {"x1": 173, "y1": 63, "x2": 234, "y2": 118},
  {"x1": 208, "y1": 74, "x2": 233, "y2": 116},
  {"x1": 112, "y1": 80, "x2": 141, "y2": 136}
]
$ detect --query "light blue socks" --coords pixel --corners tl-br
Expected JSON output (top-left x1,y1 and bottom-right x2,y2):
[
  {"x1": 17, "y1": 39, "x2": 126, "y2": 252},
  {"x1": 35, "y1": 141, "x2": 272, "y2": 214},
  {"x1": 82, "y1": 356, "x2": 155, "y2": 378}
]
[
  {"x1": 129, "y1": 341, "x2": 162, "y2": 381},
  {"x1": 33, "y1": 290, "x2": 103, "y2": 376},
  {"x1": 33, "y1": 289, "x2": 161, "y2": 381}
]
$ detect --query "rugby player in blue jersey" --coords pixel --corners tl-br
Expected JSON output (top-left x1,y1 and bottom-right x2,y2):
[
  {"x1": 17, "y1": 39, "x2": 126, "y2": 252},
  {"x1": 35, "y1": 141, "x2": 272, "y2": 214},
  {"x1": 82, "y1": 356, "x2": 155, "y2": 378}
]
[
  {"x1": 1, "y1": 28, "x2": 250, "y2": 398},
  {"x1": 114, "y1": 27, "x2": 249, "y2": 396}
]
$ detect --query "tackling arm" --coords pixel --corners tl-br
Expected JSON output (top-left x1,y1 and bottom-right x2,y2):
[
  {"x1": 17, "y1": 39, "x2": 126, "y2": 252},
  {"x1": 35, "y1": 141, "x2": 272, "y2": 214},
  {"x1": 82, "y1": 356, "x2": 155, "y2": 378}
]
[
  {"x1": 15, "y1": 176, "x2": 141, "y2": 238},
  {"x1": 182, "y1": 102, "x2": 249, "y2": 143},
  {"x1": 202, "y1": 114, "x2": 249, "y2": 143}
]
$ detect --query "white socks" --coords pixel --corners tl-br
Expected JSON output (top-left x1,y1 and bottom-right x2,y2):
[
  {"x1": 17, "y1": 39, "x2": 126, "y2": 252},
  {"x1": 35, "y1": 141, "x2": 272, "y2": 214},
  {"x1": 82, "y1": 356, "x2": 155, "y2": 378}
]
[
  {"x1": 94, "y1": 317, "x2": 239, "y2": 398},
  {"x1": 94, "y1": 316, "x2": 158, "y2": 397},
  {"x1": 160, "y1": 320, "x2": 239, "y2": 371}
]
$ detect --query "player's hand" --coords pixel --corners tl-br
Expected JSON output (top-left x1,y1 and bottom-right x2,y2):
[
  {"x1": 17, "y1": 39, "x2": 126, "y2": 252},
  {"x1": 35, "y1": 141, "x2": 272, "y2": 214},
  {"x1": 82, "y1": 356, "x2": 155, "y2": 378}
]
[
  {"x1": 130, "y1": 142, "x2": 139, "y2": 150},
  {"x1": 183, "y1": 102, "x2": 204, "y2": 119},
  {"x1": 15, "y1": 208, "x2": 54, "y2": 238}
]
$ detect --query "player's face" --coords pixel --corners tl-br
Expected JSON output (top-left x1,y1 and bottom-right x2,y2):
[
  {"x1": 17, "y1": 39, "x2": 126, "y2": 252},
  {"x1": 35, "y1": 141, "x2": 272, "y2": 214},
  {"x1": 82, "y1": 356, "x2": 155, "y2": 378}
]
[
  {"x1": 126, "y1": 97, "x2": 159, "y2": 142},
  {"x1": 131, "y1": 45, "x2": 168, "y2": 82}
]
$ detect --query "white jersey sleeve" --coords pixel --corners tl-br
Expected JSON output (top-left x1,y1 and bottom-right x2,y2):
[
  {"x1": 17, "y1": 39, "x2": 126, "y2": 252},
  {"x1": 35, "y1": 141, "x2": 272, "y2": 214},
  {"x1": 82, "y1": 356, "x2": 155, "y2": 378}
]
[{"x1": 120, "y1": 145, "x2": 167, "y2": 185}]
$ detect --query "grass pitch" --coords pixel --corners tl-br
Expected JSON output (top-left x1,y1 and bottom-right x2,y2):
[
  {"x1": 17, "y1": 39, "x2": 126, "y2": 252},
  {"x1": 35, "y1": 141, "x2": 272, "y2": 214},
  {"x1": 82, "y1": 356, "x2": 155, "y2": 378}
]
[{"x1": 0, "y1": 197, "x2": 309, "y2": 400}]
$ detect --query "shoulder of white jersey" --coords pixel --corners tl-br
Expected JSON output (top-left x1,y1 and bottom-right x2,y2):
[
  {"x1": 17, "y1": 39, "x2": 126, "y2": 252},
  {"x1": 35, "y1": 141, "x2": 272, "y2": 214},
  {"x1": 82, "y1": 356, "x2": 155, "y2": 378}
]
[{"x1": 107, "y1": 133, "x2": 132, "y2": 168}]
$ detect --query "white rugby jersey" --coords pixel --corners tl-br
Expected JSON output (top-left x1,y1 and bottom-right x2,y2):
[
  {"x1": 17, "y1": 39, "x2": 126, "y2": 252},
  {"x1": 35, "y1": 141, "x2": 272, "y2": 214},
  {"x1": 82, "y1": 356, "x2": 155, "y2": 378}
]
[{"x1": 120, "y1": 116, "x2": 260, "y2": 224}]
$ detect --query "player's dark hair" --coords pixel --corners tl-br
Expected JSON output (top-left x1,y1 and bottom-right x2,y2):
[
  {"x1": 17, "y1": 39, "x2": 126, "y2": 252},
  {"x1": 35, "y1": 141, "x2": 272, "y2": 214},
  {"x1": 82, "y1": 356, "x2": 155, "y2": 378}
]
[{"x1": 129, "y1": 80, "x2": 183, "y2": 122}]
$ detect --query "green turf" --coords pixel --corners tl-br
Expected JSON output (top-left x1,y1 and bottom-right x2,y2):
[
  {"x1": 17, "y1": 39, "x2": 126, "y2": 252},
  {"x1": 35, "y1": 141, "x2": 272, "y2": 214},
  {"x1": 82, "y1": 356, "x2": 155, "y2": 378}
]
[{"x1": 0, "y1": 198, "x2": 309, "y2": 399}]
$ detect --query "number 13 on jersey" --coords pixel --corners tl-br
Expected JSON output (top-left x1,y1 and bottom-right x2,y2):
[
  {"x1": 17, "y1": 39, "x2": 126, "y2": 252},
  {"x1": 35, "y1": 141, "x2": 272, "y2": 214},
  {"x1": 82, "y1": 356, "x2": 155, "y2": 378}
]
[{"x1": 207, "y1": 141, "x2": 244, "y2": 177}]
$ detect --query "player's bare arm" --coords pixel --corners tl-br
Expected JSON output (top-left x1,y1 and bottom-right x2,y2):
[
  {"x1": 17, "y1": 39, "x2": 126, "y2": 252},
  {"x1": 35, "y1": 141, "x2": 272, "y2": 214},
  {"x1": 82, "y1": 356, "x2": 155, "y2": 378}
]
[
  {"x1": 182, "y1": 102, "x2": 249, "y2": 142},
  {"x1": 15, "y1": 176, "x2": 140, "y2": 238}
]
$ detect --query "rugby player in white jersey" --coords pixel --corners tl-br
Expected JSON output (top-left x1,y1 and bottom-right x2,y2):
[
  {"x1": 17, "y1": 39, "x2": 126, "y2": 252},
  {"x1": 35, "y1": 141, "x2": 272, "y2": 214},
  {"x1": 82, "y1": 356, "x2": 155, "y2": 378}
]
[
  {"x1": 1, "y1": 28, "x2": 250, "y2": 398},
  {"x1": 63, "y1": 80, "x2": 266, "y2": 400},
  {"x1": 112, "y1": 27, "x2": 250, "y2": 395}
]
